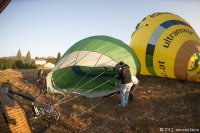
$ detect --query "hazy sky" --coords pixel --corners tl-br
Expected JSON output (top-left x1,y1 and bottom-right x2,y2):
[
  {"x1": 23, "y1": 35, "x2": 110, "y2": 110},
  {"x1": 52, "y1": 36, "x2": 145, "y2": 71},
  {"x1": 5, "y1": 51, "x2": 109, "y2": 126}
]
[{"x1": 0, "y1": 0, "x2": 200, "y2": 58}]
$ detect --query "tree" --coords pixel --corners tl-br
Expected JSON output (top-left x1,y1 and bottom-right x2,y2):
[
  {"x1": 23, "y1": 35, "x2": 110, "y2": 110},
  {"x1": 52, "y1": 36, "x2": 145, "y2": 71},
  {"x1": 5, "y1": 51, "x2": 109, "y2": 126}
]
[
  {"x1": 16, "y1": 49, "x2": 22, "y2": 61},
  {"x1": 56, "y1": 52, "x2": 61, "y2": 63},
  {"x1": 35, "y1": 57, "x2": 39, "y2": 60},
  {"x1": 15, "y1": 60, "x2": 24, "y2": 69},
  {"x1": 26, "y1": 51, "x2": 31, "y2": 64},
  {"x1": 0, "y1": 57, "x2": 16, "y2": 69},
  {"x1": 46, "y1": 57, "x2": 57, "y2": 64}
]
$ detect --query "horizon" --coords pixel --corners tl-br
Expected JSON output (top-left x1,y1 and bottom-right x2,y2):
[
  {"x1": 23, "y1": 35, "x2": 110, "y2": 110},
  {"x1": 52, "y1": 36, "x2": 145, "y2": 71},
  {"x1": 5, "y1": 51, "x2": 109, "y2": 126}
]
[
  {"x1": 0, "y1": 0, "x2": 200, "y2": 58},
  {"x1": 0, "y1": 49, "x2": 60, "y2": 58}
]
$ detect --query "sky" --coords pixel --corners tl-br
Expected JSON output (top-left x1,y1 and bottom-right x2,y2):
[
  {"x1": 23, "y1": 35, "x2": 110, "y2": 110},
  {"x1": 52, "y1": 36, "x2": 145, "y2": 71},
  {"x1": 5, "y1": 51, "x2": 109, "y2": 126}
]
[{"x1": 0, "y1": 0, "x2": 200, "y2": 58}]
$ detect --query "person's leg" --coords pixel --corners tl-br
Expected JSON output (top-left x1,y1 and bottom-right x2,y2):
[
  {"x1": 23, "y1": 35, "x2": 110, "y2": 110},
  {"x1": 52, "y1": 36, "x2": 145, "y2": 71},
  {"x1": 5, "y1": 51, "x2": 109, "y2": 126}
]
[
  {"x1": 125, "y1": 83, "x2": 133, "y2": 106},
  {"x1": 119, "y1": 84, "x2": 126, "y2": 107}
]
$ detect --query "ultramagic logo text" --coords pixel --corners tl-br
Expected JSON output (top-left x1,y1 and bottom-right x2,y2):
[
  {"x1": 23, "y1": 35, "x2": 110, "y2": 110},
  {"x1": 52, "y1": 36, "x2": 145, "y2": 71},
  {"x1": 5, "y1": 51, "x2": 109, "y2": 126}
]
[
  {"x1": 149, "y1": 12, "x2": 172, "y2": 18},
  {"x1": 163, "y1": 29, "x2": 195, "y2": 48}
]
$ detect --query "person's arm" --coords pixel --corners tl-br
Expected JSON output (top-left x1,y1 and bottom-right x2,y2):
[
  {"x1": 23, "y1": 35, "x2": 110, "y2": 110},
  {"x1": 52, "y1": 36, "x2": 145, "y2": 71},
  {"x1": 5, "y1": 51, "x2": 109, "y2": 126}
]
[{"x1": 118, "y1": 69, "x2": 123, "y2": 80}]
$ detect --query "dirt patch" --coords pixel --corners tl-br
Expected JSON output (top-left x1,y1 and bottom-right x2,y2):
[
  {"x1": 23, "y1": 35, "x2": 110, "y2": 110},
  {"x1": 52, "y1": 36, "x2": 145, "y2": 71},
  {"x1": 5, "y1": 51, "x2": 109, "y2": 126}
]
[{"x1": 0, "y1": 69, "x2": 200, "y2": 132}]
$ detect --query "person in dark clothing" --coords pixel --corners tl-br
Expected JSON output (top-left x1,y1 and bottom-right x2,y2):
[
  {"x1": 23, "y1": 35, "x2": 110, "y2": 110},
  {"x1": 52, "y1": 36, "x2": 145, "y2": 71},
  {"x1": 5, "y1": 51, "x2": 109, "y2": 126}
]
[
  {"x1": 116, "y1": 61, "x2": 133, "y2": 107},
  {"x1": 37, "y1": 69, "x2": 45, "y2": 86}
]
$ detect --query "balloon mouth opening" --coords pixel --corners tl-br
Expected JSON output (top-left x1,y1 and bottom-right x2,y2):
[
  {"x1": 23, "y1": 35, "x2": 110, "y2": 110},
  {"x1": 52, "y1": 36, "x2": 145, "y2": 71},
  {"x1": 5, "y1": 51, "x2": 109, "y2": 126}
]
[
  {"x1": 187, "y1": 52, "x2": 200, "y2": 71},
  {"x1": 187, "y1": 52, "x2": 200, "y2": 81}
]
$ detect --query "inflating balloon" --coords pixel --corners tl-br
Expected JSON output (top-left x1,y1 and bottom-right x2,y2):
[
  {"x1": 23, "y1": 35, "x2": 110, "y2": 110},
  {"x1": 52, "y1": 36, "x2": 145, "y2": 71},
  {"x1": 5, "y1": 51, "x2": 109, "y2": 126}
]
[
  {"x1": 47, "y1": 36, "x2": 140, "y2": 98},
  {"x1": 130, "y1": 12, "x2": 200, "y2": 82}
]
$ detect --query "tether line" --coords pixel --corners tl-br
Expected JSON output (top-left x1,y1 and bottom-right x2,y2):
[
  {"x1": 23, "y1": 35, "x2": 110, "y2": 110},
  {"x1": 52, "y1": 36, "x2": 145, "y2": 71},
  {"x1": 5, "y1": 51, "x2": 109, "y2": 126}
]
[
  {"x1": 68, "y1": 92, "x2": 116, "y2": 120},
  {"x1": 53, "y1": 71, "x2": 106, "y2": 107},
  {"x1": 54, "y1": 79, "x2": 111, "y2": 107},
  {"x1": 52, "y1": 44, "x2": 120, "y2": 104},
  {"x1": 52, "y1": 54, "x2": 134, "y2": 107},
  {"x1": 51, "y1": 39, "x2": 108, "y2": 85},
  {"x1": 51, "y1": 41, "x2": 135, "y2": 107},
  {"x1": 53, "y1": 54, "x2": 104, "y2": 106}
]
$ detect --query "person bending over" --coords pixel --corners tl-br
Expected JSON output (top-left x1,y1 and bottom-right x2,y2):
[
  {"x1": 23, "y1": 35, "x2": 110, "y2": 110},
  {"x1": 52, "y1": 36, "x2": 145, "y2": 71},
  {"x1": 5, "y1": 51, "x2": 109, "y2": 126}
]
[{"x1": 116, "y1": 61, "x2": 133, "y2": 107}]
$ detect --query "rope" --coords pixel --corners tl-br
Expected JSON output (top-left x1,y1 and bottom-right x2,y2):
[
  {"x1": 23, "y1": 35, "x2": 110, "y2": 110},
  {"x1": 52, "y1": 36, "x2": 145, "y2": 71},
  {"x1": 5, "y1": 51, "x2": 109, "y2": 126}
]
[
  {"x1": 52, "y1": 40, "x2": 107, "y2": 84},
  {"x1": 53, "y1": 51, "x2": 131, "y2": 86},
  {"x1": 68, "y1": 54, "x2": 103, "y2": 92},
  {"x1": 52, "y1": 50, "x2": 93, "y2": 84},
  {"x1": 53, "y1": 71, "x2": 105, "y2": 106},
  {"x1": 51, "y1": 42, "x2": 135, "y2": 107},
  {"x1": 53, "y1": 77, "x2": 110, "y2": 107},
  {"x1": 54, "y1": 55, "x2": 104, "y2": 106},
  {"x1": 52, "y1": 40, "x2": 122, "y2": 86},
  {"x1": 53, "y1": 45, "x2": 122, "y2": 106},
  {"x1": 68, "y1": 92, "x2": 117, "y2": 120},
  {"x1": 52, "y1": 53, "x2": 134, "y2": 107},
  {"x1": 74, "y1": 50, "x2": 81, "y2": 65}
]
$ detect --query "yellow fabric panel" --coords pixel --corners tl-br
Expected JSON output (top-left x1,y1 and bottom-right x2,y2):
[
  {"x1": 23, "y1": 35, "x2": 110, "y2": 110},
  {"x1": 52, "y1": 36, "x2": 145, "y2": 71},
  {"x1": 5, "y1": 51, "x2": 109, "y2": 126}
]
[
  {"x1": 130, "y1": 25, "x2": 151, "y2": 75},
  {"x1": 130, "y1": 13, "x2": 188, "y2": 75},
  {"x1": 153, "y1": 25, "x2": 199, "y2": 78},
  {"x1": 130, "y1": 12, "x2": 200, "y2": 82}
]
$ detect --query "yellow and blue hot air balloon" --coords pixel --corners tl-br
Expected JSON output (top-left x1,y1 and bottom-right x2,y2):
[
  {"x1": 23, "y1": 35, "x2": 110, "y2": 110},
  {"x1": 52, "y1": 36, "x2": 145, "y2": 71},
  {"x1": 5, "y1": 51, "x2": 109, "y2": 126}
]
[
  {"x1": 130, "y1": 12, "x2": 200, "y2": 82},
  {"x1": 47, "y1": 35, "x2": 140, "y2": 98}
]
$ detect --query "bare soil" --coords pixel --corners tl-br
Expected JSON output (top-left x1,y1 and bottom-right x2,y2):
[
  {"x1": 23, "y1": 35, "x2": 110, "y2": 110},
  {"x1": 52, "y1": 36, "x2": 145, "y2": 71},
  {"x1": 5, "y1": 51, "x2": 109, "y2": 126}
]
[{"x1": 0, "y1": 69, "x2": 200, "y2": 133}]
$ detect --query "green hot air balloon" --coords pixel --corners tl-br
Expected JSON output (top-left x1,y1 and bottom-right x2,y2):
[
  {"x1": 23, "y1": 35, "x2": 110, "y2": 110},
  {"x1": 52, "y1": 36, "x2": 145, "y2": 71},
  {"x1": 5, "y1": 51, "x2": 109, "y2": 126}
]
[{"x1": 47, "y1": 36, "x2": 140, "y2": 98}]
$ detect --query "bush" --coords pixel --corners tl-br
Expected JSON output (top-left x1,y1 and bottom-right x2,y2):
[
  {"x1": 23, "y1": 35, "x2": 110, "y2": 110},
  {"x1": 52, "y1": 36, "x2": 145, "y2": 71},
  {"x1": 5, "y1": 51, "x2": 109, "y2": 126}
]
[
  {"x1": 15, "y1": 60, "x2": 24, "y2": 68},
  {"x1": 15, "y1": 60, "x2": 37, "y2": 69},
  {"x1": 0, "y1": 57, "x2": 37, "y2": 70},
  {"x1": 0, "y1": 57, "x2": 16, "y2": 70}
]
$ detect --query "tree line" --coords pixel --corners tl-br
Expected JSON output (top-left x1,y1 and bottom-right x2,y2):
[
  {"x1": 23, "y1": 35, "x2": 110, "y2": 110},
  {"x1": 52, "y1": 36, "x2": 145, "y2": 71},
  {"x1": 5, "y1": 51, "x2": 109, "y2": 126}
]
[{"x1": 0, "y1": 49, "x2": 61, "y2": 70}]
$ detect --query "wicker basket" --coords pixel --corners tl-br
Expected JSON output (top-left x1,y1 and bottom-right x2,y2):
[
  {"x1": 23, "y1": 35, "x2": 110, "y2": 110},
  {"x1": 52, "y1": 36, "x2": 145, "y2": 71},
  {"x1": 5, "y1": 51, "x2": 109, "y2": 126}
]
[{"x1": 0, "y1": 88, "x2": 31, "y2": 133}]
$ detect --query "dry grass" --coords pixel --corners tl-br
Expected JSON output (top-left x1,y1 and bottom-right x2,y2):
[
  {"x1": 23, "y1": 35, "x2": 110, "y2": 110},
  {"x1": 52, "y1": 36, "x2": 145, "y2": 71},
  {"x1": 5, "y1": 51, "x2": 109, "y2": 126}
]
[{"x1": 0, "y1": 69, "x2": 200, "y2": 133}]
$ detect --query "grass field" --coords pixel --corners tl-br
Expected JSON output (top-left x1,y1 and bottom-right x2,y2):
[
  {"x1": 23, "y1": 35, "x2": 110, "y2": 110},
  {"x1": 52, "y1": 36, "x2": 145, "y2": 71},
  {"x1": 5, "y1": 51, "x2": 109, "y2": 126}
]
[{"x1": 0, "y1": 69, "x2": 199, "y2": 133}]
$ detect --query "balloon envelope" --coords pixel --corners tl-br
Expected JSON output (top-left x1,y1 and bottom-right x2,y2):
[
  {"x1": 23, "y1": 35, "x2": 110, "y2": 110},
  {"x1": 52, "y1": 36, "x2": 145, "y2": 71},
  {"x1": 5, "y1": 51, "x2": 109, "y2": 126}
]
[
  {"x1": 130, "y1": 12, "x2": 200, "y2": 82},
  {"x1": 47, "y1": 36, "x2": 140, "y2": 98}
]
